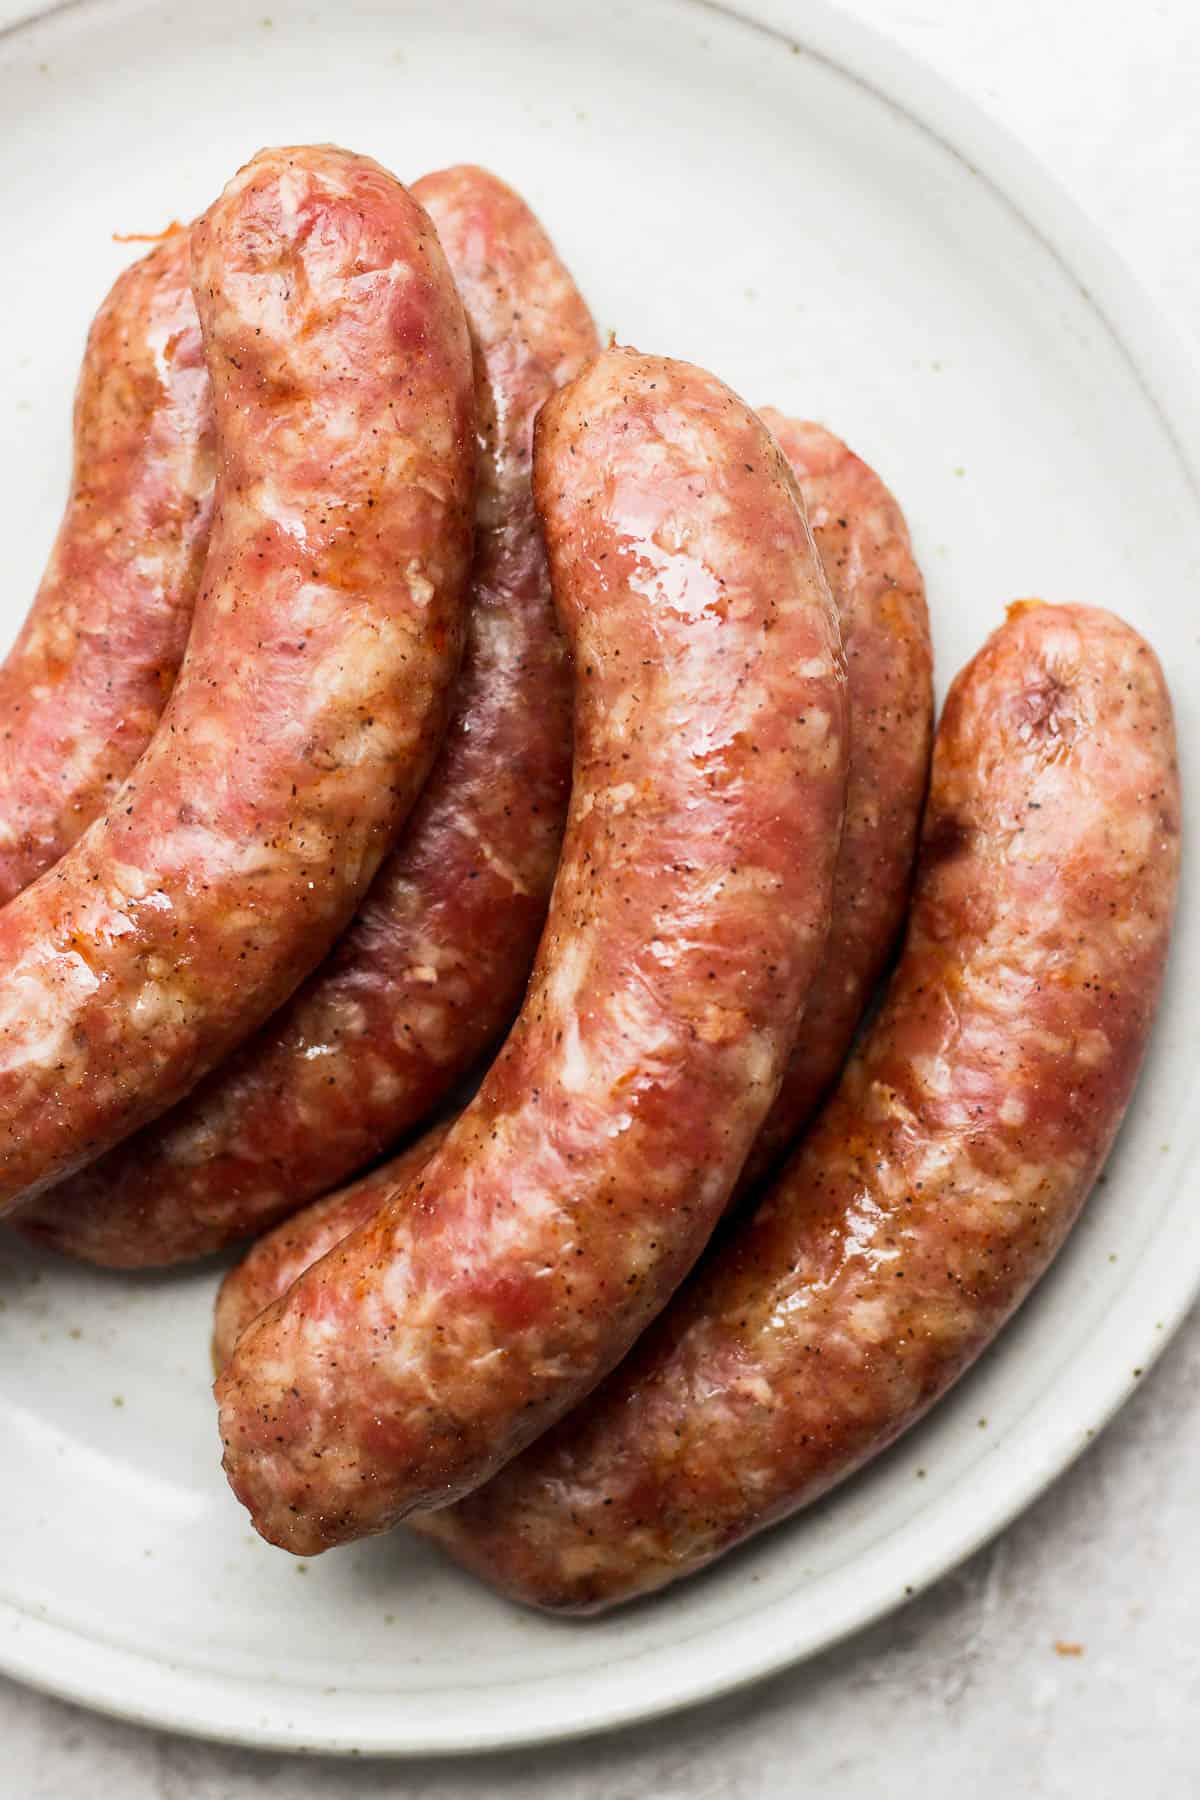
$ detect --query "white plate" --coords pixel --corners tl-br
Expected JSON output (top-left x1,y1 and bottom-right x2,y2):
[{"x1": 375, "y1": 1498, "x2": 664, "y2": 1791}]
[{"x1": 0, "y1": 0, "x2": 1197, "y2": 1759}]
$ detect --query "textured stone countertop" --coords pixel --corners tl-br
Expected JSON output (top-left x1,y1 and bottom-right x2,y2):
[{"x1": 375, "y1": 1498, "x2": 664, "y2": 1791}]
[{"x1": 3, "y1": 0, "x2": 1199, "y2": 1793}]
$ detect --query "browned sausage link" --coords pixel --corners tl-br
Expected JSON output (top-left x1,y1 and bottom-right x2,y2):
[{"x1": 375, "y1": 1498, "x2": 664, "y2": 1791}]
[
  {"x1": 0, "y1": 231, "x2": 214, "y2": 904},
  {"x1": 741, "y1": 412, "x2": 931, "y2": 1189},
  {"x1": 212, "y1": 1125, "x2": 454, "y2": 1373},
  {"x1": 215, "y1": 347, "x2": 850, "y2": 1553},
  {"x1": 413, "y1": 601, "x2": 1181, "y2": 1612},
  {"x1": 0, "y1": 145, "x2": 473, "y2": 1213},
  {"x1": 210, "y1": 414, "x2": 932, "y2": 1363},
  {"x1": 18, "y1": 165, "x2": 594, "y2": 1268}
]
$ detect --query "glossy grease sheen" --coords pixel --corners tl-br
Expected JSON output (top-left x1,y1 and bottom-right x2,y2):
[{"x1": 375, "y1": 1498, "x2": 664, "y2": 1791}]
[{"x1": 217, "y1": 347, "x2": 850, "y2": 1552}]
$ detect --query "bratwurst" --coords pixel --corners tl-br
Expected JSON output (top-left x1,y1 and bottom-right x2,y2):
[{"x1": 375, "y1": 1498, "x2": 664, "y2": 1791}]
[
  {"x1": 0, "y1": 144, "x2": 473, "y2": 1211},
  {"x1": 216, "y1": 347, "x2": 850, "y2": 1552},
  {"x1": 20, "y1": 164, "x2": 593, "y2": 1266},
  {"x1": 741, "y1": 411, "x2": 931, "y2": 1188},
  {"x1": 0, "y1": 230, "x2": 213, "y2": 903}
]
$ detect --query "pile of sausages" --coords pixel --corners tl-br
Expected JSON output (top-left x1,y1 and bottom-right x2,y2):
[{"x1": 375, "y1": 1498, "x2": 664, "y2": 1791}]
[{"x1": 2, "y1": 144, "x2": 1180, "y2": 1614}]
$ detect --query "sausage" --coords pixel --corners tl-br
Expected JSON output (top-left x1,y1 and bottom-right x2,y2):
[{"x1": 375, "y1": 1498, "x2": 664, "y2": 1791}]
[
  {"x1": 210, "y1": 414, "x2": 932, "y2": 1365},
  {"x1": 0, "y1": 144, "x2": 473, "y2": 1213},
  {"x1": 412, "y1": 601, "x2": 1180, "y2": 1612},
  {"x1": 0, "y1": 230, "x2": 214, "y2": 904},
  {"x1": 741, "y1": 413, "x2": 931, "y2": 1187},
  {"x1": 215, "y1": 347, "x2": 851, "y2": 1553},
  {"x1": 18, "y1": 165, "x2": 594, "y2": 1268},
  {"x1": 212, "y1": 1125, "x2": 452, "y2": 1372}
]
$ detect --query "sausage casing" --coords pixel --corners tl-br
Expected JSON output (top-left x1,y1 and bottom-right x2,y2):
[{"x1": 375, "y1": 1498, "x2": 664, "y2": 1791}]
[
  {"x1": 211, "y1": 1126, "x2": 452, "y2": 1372},
  {"x1": 215, "y1": 348, "x2": 850, "y2": 1552},
  {"x1": 0, "y1": 231, "x2": 214, "y2": 903},
  {"x1": 417, "y1": 602, "x2": 1181, "y2": 1611},
  {"x1": 0, "y1": 145, "x2": 473, "y2": 1211},
  {"x1": 19, "y1": 165, "x2": 593, "y2": 1266},
  {"x1": 741, "y1": 412, "x2": 931, "y2": 1187}
]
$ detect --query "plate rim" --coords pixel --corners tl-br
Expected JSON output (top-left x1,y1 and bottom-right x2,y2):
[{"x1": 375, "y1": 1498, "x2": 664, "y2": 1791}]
[{"x1": 1, "y1": 0, "x2": 1198, "y2": 1757}]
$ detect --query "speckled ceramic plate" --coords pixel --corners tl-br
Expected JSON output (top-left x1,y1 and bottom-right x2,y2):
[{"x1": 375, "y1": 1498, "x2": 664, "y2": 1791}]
[{"x1": 0, "y1": 0, "x2": 1197, "y2": 1758}]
